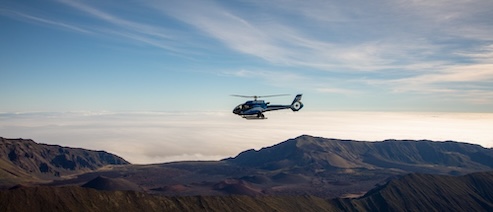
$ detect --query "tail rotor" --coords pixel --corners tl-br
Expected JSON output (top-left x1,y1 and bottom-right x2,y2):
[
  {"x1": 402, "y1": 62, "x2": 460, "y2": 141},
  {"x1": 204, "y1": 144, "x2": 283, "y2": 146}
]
[{"x1": 290, "y1": 94, "x2": 303, "y2": 111}]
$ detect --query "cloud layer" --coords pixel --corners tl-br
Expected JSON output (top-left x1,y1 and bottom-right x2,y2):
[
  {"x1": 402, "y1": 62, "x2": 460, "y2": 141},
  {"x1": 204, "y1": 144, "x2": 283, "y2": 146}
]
[{"x1": 1, "y1": 111, "x2": 492, "y2": 164}]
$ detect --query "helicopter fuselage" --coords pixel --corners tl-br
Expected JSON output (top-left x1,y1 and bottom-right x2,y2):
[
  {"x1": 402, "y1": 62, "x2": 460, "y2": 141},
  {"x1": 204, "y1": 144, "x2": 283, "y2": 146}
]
[{"x1": 232, "y1": 94, "x2": 303, "y2": 119}]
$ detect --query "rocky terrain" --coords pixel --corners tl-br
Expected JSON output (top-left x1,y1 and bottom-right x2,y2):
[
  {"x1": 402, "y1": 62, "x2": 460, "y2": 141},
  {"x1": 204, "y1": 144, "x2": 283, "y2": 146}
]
[
  {"x1": 1, "y1": 135, "x2": 493, "y2": 211},
  {"x1": 1, "y1": 171, "x2": 493, "y2": 212},
  {"x1": 0, "y1": 137, "x2": 128, "y2": 187},
  {"x1": 3, "y1": 135, "x2": 493, "y2": 197},
  {"x1": 334, "y1": 171, "x2": 493, "y2": 211},
  {"x1": 227, "y1": 135, "x2": 493, "y2": 173}
]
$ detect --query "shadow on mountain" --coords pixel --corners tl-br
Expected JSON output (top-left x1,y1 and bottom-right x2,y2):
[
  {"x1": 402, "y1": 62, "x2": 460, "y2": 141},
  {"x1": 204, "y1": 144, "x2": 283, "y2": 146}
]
[
  {"x1": 239, "y1": 175, "x2": 271, "y2": 184},
  {"x1": 271, "y1": 172, "x2": 309, "y2": 184},
  {"x1": 213, "y1": 179, "x2": 262, "y2": 195},
  {"x1": 81, "y1": 176, "x2": 142, "y2": 191},
  {"x1": 0, "y1": 186, "x2": 338, "y2": 212}
]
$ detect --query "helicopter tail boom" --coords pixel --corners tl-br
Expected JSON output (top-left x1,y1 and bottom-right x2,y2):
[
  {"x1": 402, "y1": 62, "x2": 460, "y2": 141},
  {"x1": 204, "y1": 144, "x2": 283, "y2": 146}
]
[{"x1": 290, "y1": 94, "x2": 303, "y2": 111}]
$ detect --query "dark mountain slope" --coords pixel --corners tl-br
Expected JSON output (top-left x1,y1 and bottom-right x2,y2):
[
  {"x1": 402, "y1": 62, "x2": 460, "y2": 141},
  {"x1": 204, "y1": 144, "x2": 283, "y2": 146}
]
[
  {"x1": 366, "y1": 139, "x2": 493, "y2": 171},
  {"x1": 3, "y1": 135, "x2": 493, "y2": 198},
  {"x1": 0, "y1": 137, "x2": 129, "y2": 187},
  {"x1": 0, "y1": 186, "x2": 339, "y2": 212},
  {"x1": 2, "y1": 172, "x2": 493, "y2": 212},
  {"x1": 226, "y1": 135, "x2": 493, "y2": 174},
  {"x1": 81, "y1": 176, "x2": 143, "y2": 191},
  {"x1": 334, "y1": 171, "x2": 493, "y2": 212}
]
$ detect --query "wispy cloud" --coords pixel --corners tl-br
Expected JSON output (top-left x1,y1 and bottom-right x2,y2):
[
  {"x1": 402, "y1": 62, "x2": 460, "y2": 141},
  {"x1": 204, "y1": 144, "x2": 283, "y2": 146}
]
[
  {"x1": 395, "y1": 64, "x2": 493, "y2": 86},
  {"x1": 57, "y1": 0, "x2": 174, "y2": 39},
  {"x1": 145, "y1": 0, "x2": 492, "y2": 76},
  {"x1": 5, "y1": 0, "x2": 491, "y2": 72},
  {"x1": 365, "y1": 63, "x2": 493, "y2": 106},
  {"x1": 457, "y1": 44, "x2": 493, "y2": 63},
  {"x1": 0, "y1": 9, "x2": 91, "y2": 34},
  {"x1": 147, "y1": 0, "x2": 293, "y2": 64},
  {"x1": 1, "y1": 0, "x2": 202, "y2": 54},
  {"x1": 316, "y1": 88, "x2": 360, "y2": 95},
  {"x1": 223, "y1": 69, "x2": 307, "y2": 84},
  {"x1": 56, "y1": 0, "x2": 190, "y2": 53}
]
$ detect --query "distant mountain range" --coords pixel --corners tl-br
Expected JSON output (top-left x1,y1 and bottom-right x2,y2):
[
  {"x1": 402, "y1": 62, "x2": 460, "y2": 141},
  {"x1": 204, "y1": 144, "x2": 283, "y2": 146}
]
[
  {"x1": 227, "y1": 135, "x2": 493, "y2": 174},
  {"x1": 0, "y1": 137, "x2": 128, "y2": 187},
  {"x1": 1, "y1": 135, "x2": 493, "y2": 211}
]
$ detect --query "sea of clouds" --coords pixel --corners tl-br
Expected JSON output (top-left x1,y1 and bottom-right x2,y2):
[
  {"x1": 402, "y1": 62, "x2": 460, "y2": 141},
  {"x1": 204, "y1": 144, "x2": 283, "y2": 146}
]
[{"x1": 1, "y1": 111, "x2": 492, "y2": 164}]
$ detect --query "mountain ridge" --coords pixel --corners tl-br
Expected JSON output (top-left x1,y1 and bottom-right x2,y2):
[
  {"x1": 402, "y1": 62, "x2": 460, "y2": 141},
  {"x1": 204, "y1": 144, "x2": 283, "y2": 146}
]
[
  {"x1": 0, "y1": 137, "x2": 129, "y2": 187},
  {"x1": 334, "y1": 171, "x2": 493, "y2": 211},
  {"x1": 2, "y1": 135, "x2": 493, "y2": 199},
  {"x1": 226, "y1": 135, "x2": 493, "y2": 174}
]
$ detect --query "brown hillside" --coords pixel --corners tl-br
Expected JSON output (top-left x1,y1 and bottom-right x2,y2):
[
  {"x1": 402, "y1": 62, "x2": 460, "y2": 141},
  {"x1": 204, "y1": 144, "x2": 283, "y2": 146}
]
[
  {"x1": 2, "y1": 172, "x2": 493, "y2": 212},
  {"x1": 334, "y1": 171, "x2": 493, "y2": 211},
  {"x1": 0, "y1": 186, "x2": 338, "y2": 212},
  {"x1": 0, "y1": 137, "x2": 129, "y2": 187},
  {"x1": 3, "y1": 135, "x2": 493, "y2": 198},
  {"x1": 226, "y1": 135, "x2": 493, "y2": 174}
]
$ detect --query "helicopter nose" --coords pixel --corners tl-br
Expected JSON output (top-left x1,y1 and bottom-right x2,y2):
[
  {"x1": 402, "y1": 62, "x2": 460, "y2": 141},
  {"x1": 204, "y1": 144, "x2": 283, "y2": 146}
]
[{"x1": 233, "y1": 105, "x2": 241, "y2": 114}]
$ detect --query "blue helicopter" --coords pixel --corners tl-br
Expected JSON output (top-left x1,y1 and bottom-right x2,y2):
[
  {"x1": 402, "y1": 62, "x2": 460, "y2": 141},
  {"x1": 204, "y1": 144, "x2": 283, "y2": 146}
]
[{"x1": 232, "y1": 94, "x2": 303, "y2": 119}]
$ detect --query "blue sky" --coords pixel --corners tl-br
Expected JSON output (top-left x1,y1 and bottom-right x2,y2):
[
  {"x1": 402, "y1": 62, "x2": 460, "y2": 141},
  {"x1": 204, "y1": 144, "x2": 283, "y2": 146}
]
[{"x1": 2, "y1": 0, "x2": 493, "y2": 112}]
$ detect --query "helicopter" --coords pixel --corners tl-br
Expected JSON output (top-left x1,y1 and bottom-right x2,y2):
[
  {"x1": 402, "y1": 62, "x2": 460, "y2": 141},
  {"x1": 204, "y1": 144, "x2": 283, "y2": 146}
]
[{"x1": 232, "y1": 94, "x2": 303, "y2": 119}]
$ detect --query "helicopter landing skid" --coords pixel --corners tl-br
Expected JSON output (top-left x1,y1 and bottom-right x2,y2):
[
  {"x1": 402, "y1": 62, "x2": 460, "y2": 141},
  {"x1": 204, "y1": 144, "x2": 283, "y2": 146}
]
[{"x1": 242, "y1": 115, "x2": 267, "y2": 120}]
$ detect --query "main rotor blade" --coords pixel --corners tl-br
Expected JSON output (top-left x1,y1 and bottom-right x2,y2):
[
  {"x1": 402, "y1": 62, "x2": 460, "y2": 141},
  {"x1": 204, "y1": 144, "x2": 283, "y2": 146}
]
[
  {"x1": 231, "y1": 94, "x2": 289, "y2": 99},
  {"x1": 259, "y1": 94, "x2": 290, "y2": 98},
  {"x1": 231, "y1": 95, "x2": 256, "y2": 98}
]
